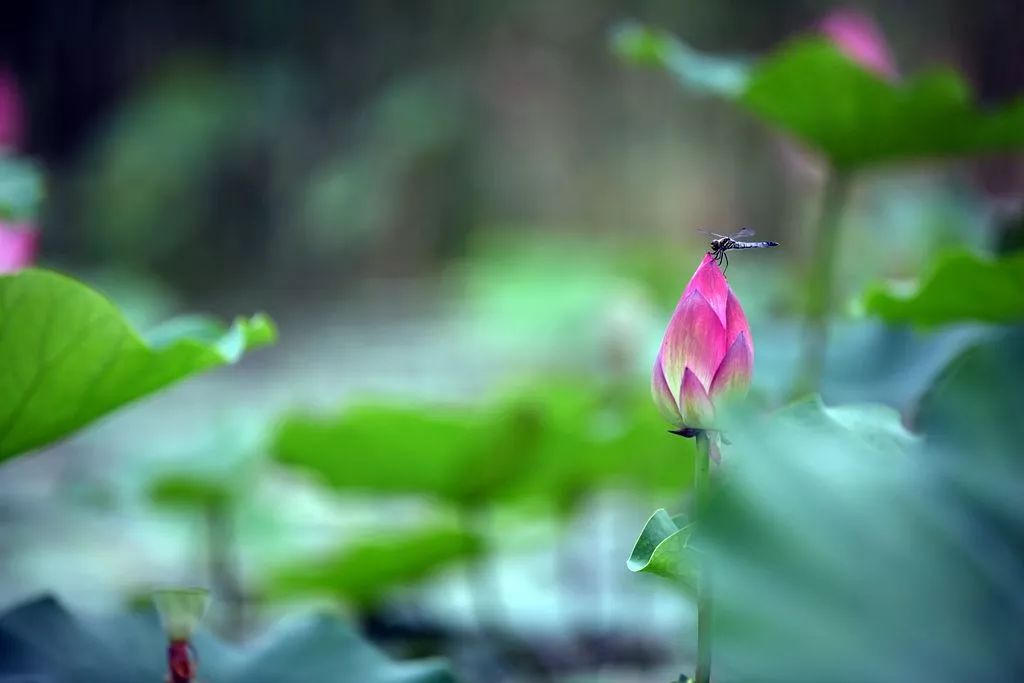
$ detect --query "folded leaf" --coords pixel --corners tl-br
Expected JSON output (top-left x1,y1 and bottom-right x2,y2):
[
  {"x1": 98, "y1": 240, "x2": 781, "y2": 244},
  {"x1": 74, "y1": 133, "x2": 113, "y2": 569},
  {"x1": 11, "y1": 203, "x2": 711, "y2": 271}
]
[{"x1": 627, "y1": 508, "x2": 698, "y2": 590}]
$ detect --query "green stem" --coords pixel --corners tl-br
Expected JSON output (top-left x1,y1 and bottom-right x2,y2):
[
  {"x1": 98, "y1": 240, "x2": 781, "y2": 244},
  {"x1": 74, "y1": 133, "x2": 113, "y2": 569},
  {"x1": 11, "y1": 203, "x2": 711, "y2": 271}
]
[
  {"x1": 794, "y1": 170, "x2": 852, "y2": 396},
  {"x1": 694, "y1": 431, "x2": 712, "y2": 683},
  {"x1": 204, "y1": 500, "x2": 245, "y2": 638}
]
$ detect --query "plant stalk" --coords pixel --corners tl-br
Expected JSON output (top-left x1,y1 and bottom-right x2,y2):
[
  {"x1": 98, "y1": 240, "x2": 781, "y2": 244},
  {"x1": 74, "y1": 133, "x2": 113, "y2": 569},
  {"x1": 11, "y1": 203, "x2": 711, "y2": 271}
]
[
  {"x1": 167, "y1": 638, "x2": 195, "y2": 683},
  {"x1": 204, "y1": 500, "x2": 246, "y2": 637},
  {"x1": 794, "y1": 170, "x2": 851, "y2": 396},
  {"x1": 694, "y1": 431, "x2": 713, "y2": 683}
]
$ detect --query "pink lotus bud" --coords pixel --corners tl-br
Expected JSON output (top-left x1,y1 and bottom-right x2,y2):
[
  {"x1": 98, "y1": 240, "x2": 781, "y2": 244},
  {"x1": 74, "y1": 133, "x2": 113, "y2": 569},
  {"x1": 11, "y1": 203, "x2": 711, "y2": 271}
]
[
  {"x1": 819, "y1": 8, "x2": 898, "y2": 80},
  {"x1": 652, "y1": 254, "x2": 753, "y2": 430},
  {"x1": 0, "y1": 223, "x2": 38, "y2": 273},
  {"x1": 0, "y1": 67, "x2": 25, "y2": 150}
]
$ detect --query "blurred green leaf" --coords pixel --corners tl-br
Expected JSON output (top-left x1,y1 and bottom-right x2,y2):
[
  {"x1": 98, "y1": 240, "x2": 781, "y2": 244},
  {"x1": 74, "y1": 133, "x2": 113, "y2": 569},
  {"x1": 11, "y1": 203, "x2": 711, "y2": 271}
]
[
  {"x1": 743, "y1": 39, "x2": 1024, "y2": 168},
  {"x1": 0, "y1": 595, "x2": 453, "y2": 682},
  {"x1": 610, "y1": 22, "x2": 750, "y2": 97},
  {"x1": 148, "y1": 474, "x2": 234, "y2": 508},
  {"x1": 0, "y1": 157, "x2": 44, "y2": 221},
  {"x1": 273, "y1": 403, "x2": 513, "y2": 504},
  {"x1": 861, "y1": 250, "x2": 1024, "y2": 326},
  {"x1": 627, "y1": 508, "x2": 698, "y2": 590},
  {"x1": 615, "y1": 26, "x2": 1024, "y2": 169},
  {"x1": 695, "y1": 395, "x2": 1016, "y2": 682},
  {"x1": 0, "y1": 269, "x2": 275, "y2": 462},
  {"x1": 298, "y1": 72, "x2": 468, "y2": 255},
  {"x1": 269, "y1": 526, "x2": 482, "y2": 608},
  {"x1": 81, "y1": 68, "x2": 244, "y2": 265},
  {"x1": 917, "y1": 329, "x2": 1024, "y2": 464},
  {"x1": 770, "y1": 395, "x2": 918, "y2": 457},
  {"x1": 487, "y1": 381, "x2": 694, "y2": 512},
  {"x1": 274, "y1": 382, "x2": 694, "y2": 514}
]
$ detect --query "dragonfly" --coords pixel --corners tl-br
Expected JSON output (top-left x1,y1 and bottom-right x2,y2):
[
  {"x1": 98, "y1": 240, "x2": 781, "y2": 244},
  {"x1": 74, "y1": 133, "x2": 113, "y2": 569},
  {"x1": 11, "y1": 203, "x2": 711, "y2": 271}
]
[{"x1": 699, "y1": 227, "x2": 779, "y2": 273}]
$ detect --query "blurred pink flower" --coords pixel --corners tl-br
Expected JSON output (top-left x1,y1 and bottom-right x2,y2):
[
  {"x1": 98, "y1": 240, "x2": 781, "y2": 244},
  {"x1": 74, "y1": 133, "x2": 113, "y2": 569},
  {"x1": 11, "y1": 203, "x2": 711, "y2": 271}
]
[
  {"x1": 0, "y1": 66, "x2": 25, "y2": 150},
  {"x1": 652, "y1": 253, "x2": 753, "y2": 431},
  {"x1": 0, "y1": 223, "x2": 38, "y2": 273},
  {"x1": 819, "y1": 8, "x2": 898, "y2": 80}
]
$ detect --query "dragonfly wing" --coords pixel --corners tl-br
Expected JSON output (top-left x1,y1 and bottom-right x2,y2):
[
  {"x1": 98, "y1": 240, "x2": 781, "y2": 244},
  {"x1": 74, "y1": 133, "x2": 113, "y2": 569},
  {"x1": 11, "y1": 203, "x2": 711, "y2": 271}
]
[
  {"x1": 732, "y1": 227, "x2": 756, "y2": 239},
  {"x1": 697, "y1": 228, "x2": 729, "y2": 239}
]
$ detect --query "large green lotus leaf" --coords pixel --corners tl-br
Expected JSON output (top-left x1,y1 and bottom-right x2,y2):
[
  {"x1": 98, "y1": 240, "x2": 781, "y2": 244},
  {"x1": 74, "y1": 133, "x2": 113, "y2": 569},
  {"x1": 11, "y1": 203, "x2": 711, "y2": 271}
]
[
  {"x1": 627, "y1": 508, "x2": 698, "y2": 590},
  {"x1": 614, "y1": 25, "x2": 1024, "y2": 169},
  {"x1": 916, "y1": 329, "x2": 1024, "y2": 466},
  {"x1": 686, "y1": 397, "x2": 1019, "y2": 682},
  {"x1": 0, "y1": 269, "x2": 275, "y2": 462},
  {"x1": 268, "y1": 525, "x2": 482, "y2": 608},
  {"x1": 861, "y1": 249, "x2": 1024, "y2": 326},
  {"x1": 0, "y1": 595, "x2": 452, "y2": 683},
  {"x1": 274, "y1": 381, "x2": 693, "y2": 513},
  {"x1": 763, "y1": 395, "x2": 918, "y2": 458},
  {"x1": 591, "y1": 386, "x2": 695, "y2": 493},
  {"x1": 742, "y1": 40, "x2": 1024, "y2": 168},
  {"x1": 488, "y1": 381, "x2": 694, "y2": 513},
  {"x1": 272, "y1": 403, "x2": 533, "y2": 505}
]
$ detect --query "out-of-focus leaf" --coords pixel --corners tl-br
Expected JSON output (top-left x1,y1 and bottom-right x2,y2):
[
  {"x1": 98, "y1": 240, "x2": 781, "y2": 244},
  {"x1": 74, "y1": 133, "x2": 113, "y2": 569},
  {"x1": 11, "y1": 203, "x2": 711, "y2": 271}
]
[
  {"x1": 917, "y1": 329, "x2": 1024, "y2": 465},
  {"x1": 627, "y1": 509, "x2": 698, "y2": 590},
  {"x1": 144, "y1": 418, "x2": 265, "y2": 510},
  {"x1": 0, "y1": 157, "x2": 44, "y2": 220},
  {"x1": 818, "y1": 322, "x2": 984, "y2": 410},
  {"x1": 272, "y1": 403, "x2": 529, "y2": 505},
  {"x1": 771, "y1": 395, "x2": 917, "y2": 457},
  {"x1": 149, "y1": 474, "x2": 234, "y2": 508},
  {"x1": 81, "y1": 68, "x2": 243, "y2": 265},
  {"x1": 0, "y1": 269, "x2": 275, "y2": 462},
  {"x1": 743, "y1": 39, "x2": 1024, "y2": 168},
  {"x1": 490, "y1": 381, "x2": 694, "y2": 513},
  {"x1": 688, "y1": 395, "x2": 1024, "y2": 682},
  {"x1": 268, "y1": 526, "x2": 482, "y2": 608},
  {"x1": 298, "y1": 72, "x2": 468, "y2": 255},
  {"x1": 274, "y1": 382, "x2": 694, "y2": 514},
  {"x1": 861, "y1": 250, "x2": 1024, "y2": 326},
  {"x1": 614, "y1": 25, "x2": 1024, "y2": 169},
  {"x1": 610, "y1": 22, "x2": 750, "y2": 97},
  {"x1": 0, "y1": 595, "x2": 453, "y2": 683}
]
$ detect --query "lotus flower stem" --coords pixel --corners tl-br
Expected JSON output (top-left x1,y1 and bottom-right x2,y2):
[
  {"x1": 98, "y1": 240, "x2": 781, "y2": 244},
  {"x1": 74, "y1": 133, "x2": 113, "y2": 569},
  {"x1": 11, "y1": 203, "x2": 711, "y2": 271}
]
[
  {"x1": 795, "y1": 170, "x2": 851, "y2": 395},
  {"x1": 167, "y1": 639, "x2": 195, "y2": 683},
  {"x1": 204, "y1": 499, "x2": 246, "y2": 637},
  {"x1": 693, "y1": 430, "x2": 713, "y2": 683}
]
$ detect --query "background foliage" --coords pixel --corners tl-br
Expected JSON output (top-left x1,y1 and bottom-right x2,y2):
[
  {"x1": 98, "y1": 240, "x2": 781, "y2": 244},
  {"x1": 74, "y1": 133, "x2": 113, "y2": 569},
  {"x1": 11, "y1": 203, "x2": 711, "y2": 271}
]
[{"x1": 2, "y1": 1, "x2": 1024, "y2": 681}]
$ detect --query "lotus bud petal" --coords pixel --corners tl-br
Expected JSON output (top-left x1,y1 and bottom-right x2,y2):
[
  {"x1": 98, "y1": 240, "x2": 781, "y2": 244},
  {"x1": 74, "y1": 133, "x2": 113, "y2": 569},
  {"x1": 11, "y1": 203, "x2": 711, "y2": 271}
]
[{"x1": 652, "y1": 254, "x2": 754, "y2": 431}]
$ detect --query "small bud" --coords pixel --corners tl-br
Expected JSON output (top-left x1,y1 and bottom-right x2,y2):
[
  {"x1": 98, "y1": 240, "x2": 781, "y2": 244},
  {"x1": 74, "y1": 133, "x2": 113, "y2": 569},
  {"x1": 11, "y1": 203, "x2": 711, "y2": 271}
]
[
  {"x1": 153, "y1": 588, "x2": 209, "y2": 683},
  {"x1": 652, "y1": 254, "x2": 754, "y2": 431}
]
